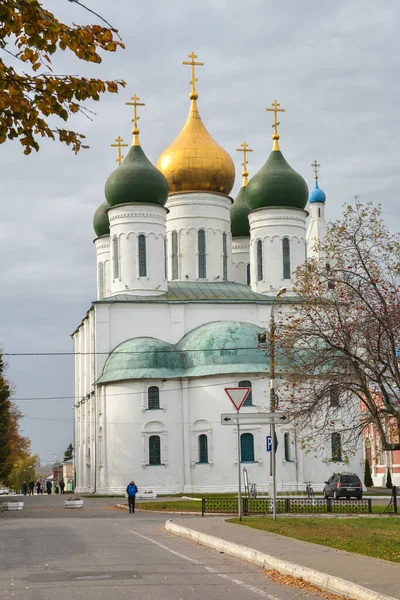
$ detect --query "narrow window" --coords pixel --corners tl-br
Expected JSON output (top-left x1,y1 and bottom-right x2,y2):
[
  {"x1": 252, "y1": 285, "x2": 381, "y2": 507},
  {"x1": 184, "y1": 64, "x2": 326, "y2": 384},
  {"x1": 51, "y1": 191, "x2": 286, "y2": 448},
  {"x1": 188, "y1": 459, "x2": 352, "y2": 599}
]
[
  {"x1": 246, "y1": 263, "x2": 250, "y2": 286},
  {"x1": 171, "y1": 231, "x2": 178, "y2": 280},
  {"x1": 112, "y1": 236, "x2": 119, "y2": 279},
  {"x1": 282, "y1": 238, "x2": 291, "y2": 279},
  {"x1": 318, "y1": 207, "x2": 321, "y2": 218},
  {"x1": 148, "y1": 386, "x2": 160, "y2": 410},
  {"x1": 98, "y1": 262, "x2": 104, "y2": 299},
  {"x1": 164, "y1": 237, "x2": 168, "y2": 280},
  {"x1": 222, "y1": 232, "x2": 228, "y2": 281},
  {"x1": 198, "y1": 229, "x2": 206, "y2": 278},
  {"x1": 331, "y1": 432, "x2": 342, "y2": 462},
  {"x1": 329, "y1": 385, "x2": 340, "y2": 407},
  {"x1": 239, "y1": 380, "x2": 252, "y2": 406},
  {"x1": 284, "y1": 432, "x2": 291, "y2": 461},
  {"x1": 240, "y1": 433, "x2": 255, "y2": 462},
  {"x1": 138, "y1": 234, "x2": 147, "y2": 277},
  {"x1": 198, "y1": 434, "x2": 208, "y2": 463},
  {"x1": 149, "y1": 435, "x2": 161, "y2": 465},
  {"x1": 257, "y1": 240, "x2": 263, "y2": 281}
]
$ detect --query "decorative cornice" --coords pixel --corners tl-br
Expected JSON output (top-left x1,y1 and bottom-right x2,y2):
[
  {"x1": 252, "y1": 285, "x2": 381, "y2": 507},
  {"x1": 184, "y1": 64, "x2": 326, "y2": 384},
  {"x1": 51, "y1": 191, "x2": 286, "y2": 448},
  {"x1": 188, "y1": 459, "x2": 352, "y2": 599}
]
[
  {"x1": 249, "y1": 213, "x2": 306, "y2": 224},
  {"x1": 166, "y1": 197, "x2": 231, "y2": 210},
  {"x1": 109, "y1": 212, "x2": 166, "y2": 222}
]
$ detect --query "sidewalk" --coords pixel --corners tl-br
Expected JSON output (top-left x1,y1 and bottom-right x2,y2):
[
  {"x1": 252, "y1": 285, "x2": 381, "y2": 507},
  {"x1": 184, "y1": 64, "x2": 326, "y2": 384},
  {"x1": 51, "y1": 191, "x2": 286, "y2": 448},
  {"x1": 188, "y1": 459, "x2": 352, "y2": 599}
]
[{"x1": 165, "y1": 516, "x2": 400, "y2": 600}]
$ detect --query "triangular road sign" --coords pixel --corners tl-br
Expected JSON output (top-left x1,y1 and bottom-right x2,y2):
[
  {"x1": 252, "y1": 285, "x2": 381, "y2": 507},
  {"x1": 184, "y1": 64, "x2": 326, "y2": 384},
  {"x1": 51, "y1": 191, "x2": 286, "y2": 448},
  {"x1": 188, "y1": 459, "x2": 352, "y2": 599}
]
[{"x1": 225, "y1": 387, "x2": 251, "y2": 411}]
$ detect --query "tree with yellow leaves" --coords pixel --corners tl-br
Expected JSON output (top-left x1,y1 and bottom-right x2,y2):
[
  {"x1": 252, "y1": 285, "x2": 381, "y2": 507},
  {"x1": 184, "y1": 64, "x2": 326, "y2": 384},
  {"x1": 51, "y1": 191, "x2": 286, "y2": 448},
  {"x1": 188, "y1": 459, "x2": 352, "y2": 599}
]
[{"x1": 0, "y1": 0, "x2": 125, "y2": 154}]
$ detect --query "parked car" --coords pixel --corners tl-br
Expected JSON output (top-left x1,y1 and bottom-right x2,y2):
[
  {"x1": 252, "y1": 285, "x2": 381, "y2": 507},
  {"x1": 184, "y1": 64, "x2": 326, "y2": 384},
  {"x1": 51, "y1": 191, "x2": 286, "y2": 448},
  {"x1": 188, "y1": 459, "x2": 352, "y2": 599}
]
[
  {"x1": 0, "y1": 487, "x2": 10, "y2": 495},
  {"x1": 323, "y1": 473, "x2": 363, "y2": 499}
]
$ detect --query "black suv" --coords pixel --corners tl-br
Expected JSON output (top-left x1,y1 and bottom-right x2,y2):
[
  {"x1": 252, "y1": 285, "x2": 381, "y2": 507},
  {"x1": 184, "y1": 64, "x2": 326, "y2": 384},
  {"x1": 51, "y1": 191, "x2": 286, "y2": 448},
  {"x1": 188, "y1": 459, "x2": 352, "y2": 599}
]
[{"x1": 323, "y1": 473, "x2": 363, "y2": 499}]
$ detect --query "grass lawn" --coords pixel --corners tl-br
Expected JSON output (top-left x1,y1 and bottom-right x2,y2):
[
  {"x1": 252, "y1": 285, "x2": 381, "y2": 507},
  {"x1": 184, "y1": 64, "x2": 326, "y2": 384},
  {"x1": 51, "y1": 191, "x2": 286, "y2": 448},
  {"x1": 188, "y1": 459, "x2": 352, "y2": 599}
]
[
  {"x1": 136, "y1": 500, "x2": 203, "y2": 512},
  {"x1": 228, "y1": 516, "x2": 400, "y2": 563}
]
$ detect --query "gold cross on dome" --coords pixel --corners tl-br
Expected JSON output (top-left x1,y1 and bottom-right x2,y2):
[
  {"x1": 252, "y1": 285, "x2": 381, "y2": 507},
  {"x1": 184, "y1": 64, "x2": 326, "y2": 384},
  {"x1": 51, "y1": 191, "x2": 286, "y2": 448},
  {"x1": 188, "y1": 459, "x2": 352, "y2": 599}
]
[
  {"x1": 236, "y1": 141, "x2": 253, "y2": 185},
  {"x1": 125, "y1": 94, "x2": 145, "y2": 144},
  {"x1": 110, "y1": 136, "x2": 128, "y2": 165},
  {"x1": 311, "y1": 160, "x2": 320, "y2": 179},
  {"x1": 182, "y1": 51, "x2": 204, "y2": 99},
  {"x1": 266, "y1": 100, "x2": 285, "y2": 137}
]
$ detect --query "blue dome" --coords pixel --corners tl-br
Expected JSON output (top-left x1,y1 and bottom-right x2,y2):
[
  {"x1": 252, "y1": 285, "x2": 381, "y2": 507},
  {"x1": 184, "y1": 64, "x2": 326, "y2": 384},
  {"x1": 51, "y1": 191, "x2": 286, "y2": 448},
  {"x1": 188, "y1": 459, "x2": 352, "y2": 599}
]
[{"x1": 308, "y1": 180, "x2": 326, "y2": 204}]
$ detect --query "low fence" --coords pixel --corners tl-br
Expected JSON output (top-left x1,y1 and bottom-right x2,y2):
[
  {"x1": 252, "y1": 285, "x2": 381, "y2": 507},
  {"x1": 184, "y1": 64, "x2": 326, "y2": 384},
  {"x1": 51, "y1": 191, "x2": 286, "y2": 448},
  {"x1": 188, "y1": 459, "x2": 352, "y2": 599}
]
[{"x1": 201, "y1": 497, "x2": 372, "y2": 516}]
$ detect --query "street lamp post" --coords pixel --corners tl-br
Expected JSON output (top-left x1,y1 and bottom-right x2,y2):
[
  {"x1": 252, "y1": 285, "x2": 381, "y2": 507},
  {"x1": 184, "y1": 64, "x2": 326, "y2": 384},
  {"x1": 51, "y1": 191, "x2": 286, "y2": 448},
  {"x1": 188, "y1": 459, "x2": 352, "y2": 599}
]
[{"x1": 269, "y1": 287, "x2": 286, "y2": 522}]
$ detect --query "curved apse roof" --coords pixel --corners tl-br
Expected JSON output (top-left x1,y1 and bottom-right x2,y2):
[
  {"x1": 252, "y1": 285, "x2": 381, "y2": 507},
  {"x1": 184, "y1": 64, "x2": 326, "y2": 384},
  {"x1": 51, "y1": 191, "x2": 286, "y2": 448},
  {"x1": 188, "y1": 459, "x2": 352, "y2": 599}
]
[{"x1": 97, "y1": 321, "x2": 275, "y2": 383}]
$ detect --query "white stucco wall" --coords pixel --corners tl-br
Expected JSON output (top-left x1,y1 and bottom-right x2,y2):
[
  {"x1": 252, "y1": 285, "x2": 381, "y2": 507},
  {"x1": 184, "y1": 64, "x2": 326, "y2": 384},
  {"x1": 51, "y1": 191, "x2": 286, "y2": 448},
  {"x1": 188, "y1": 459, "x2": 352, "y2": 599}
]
[
  {"x1": 249, "y1": 207, "x2": 307, "y2": 294},
  {"x1": 108, "y1": 203, "x2": 168, "y2": 296},
  {"x1": 306, "y1": 202, "x2": 326, "y2": 261},
  {"x1": 166, "y1": 192, "x2": 232, "y2": 282},
  {"x1": 232, "y1": 237, "x2": 250, "y2": 285}
]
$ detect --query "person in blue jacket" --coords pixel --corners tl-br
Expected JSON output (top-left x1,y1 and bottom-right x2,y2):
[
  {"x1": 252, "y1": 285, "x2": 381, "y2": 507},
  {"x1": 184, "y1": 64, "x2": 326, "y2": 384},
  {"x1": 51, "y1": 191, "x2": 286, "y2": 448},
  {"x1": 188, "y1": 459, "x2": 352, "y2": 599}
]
[{"x1": 126, "y1": 480, "x2": 138, "y2": 514}]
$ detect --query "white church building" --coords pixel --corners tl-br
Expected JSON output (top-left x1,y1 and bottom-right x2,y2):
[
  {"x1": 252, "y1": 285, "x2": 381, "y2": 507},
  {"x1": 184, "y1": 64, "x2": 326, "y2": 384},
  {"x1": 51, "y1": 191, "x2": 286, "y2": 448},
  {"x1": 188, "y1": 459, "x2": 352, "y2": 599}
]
[{"x1": 73, "y1": 55, "x2": 363, "y2": 494}]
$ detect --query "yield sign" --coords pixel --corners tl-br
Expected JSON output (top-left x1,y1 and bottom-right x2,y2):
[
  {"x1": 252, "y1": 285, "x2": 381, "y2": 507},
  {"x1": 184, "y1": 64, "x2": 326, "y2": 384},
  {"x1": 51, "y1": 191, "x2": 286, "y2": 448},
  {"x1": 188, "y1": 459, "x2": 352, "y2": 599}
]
[{"x1": 224, "y1": 387, "x2": 251, "y2": 411}]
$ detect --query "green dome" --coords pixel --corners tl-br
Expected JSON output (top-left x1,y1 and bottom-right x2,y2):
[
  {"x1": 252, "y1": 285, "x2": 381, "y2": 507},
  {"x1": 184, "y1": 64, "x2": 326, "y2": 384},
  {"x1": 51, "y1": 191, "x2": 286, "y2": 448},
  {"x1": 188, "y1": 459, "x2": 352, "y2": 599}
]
[
  {"x1": 230, "y1": 186, "x2": 250, "y2": 237},
  {"x1": 93, "y1": 201, "x2": 110, "y2": 237},
  {"x1": 246, "y1": 150, "x2": 308, "y2": 211},
  {"x1": 105, "y1": 145, "x2": 169, "y2": 208},
  {"x1": 99, "y1": 337, "x2": 184, "y2": 382},
  {"x1": 177, "y1": 321, "x2": 266, "y2": 375}
]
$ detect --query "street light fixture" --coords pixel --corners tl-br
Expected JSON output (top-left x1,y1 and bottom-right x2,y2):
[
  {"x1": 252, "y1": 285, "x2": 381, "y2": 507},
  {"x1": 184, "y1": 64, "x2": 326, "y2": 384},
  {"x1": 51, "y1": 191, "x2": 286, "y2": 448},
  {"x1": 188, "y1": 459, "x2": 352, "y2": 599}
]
[{"x1": 269, "y1": 287, "x2": 287, "y2": 522}]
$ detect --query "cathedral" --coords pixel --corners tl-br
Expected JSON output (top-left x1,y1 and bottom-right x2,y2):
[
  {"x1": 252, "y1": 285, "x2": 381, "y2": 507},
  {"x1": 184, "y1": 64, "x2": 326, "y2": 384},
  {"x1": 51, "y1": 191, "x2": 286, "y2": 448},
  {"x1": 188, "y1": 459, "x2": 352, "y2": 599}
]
[{"x1": 73, "y1": 53, "x2": 363, "y2": 494}]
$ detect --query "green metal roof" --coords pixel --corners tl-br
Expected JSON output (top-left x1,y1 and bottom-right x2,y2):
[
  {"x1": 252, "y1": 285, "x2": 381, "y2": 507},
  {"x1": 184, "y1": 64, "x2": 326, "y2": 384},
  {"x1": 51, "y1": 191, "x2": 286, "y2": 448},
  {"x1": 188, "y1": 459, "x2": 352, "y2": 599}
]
[
  {"x1": 96, "y1": 320, "x2": 290, "y2": 383},
  {"x1": 96, "y1": 281, "x2": 276, "y2": 304}
]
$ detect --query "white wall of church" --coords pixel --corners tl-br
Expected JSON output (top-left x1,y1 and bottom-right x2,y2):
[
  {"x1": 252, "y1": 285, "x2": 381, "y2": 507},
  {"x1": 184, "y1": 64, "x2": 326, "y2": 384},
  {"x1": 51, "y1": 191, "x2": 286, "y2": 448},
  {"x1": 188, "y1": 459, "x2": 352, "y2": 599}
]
[
  {"x1": 306, "y1": 202, "x2": 326, "y2": 261},
  {"x1": 94, "y1": 236, "x2": 111, "y2": 300},
  {"x1": 231, "y1": 237, "x2": 250, "y2": 285},
  {"x1": 249, "y1": 207, "x2": 307, "y2": 294},
  {"x1": 74, "y1": 370, "x2": 364, "y2": 494},
  {"x1": 108, "y1": 203, "x2": 168, "y2": 296},
  {"x1": 166, "y1": 192, "x2": 232, "y2": 282}
]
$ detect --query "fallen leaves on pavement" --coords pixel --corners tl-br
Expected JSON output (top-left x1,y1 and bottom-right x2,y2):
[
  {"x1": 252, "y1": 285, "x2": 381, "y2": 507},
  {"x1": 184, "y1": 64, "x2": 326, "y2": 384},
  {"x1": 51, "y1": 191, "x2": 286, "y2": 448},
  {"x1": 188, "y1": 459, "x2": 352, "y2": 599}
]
[{"x1": 264, "y1": 569, "x2": 347, "y2": 599}]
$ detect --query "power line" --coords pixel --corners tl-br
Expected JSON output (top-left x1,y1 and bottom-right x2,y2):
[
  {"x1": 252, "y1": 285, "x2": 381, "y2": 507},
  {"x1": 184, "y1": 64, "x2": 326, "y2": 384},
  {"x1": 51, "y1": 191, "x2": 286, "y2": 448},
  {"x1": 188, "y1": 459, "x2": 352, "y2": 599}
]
[
  {"x1": 13, "y1": 377, "x2": 268, "y2": 402},
  {"x1": 3, "y1": 345, "x2": 266, "y2": 357}
]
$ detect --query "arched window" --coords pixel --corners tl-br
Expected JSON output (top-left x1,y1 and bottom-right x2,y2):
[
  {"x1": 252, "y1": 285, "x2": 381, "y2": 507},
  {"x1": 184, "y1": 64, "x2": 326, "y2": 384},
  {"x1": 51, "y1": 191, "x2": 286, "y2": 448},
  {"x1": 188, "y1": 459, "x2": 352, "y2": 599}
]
[
  {"x1": 138, "y1": 234, "x2": 147, "y2": 277},
  {"x1": 331, "y1": 432, "x2": 342, "y2": 462},
  {"x1": 98, "y1": 262, "x2": 104, "y2": 299},
  {"x1": 284, "y1": 432, "x2": 292, "y2": 462},
  {"x1": 222, "y1": 232, "x2": 228, "y2": 281},
  {"x1": 149, "y1": 435, "x2": 161, "y2": 465},
  {"x1": 240, "y1": 433, "x2": 255, "y2": 462},
  {"x1": 198, "y1": 434, "x2": 208, "y2": 463},
  {"x1": 239, "y1": 380, "x2": 252, "y2": 406},
  {"x1": 257, "y1": 240, "x2": 263, "y2": 281},
  {"x1": 112, "y1": 236, "x2": 119, "y2": 279},
  {"x1": 148, "y1": 386, "x2": 160, "y2": 410},
  {"x1": 246, "y1": 263, "x2": 250, "y2": 286},
  {"x1": 282, "y1": 238, "x2": 291, "y2": 279},
  {"x1": 171, "y1": 231, "x2": 178, "y2": 280},
  {"x1": 198, "y1": 229, "x2": 206, "y2": 278},
  {"x1": 329, "y1": 385, "x2": 340, "y2": 407}
]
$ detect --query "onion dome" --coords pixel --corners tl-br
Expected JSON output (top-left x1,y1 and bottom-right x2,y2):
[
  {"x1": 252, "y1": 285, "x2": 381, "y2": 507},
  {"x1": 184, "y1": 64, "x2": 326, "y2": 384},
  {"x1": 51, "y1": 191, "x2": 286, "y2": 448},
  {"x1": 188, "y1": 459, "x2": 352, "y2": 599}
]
[
  {"x1": 105, "y1": 95, "x2": 169, "y2": 208},
  {"x1": 93, "y1": 201, "x2": 110, "y2": 237},
  {"x1": 308, "y1": 180, "x2": 326, "y2": 203},
  {"x1": 156, "y1": 52, "x2": 235, "y2": 195},
  {"x1": 246, "y1": 100, "x2": 308, "y2": 211},
  {"x1": 308, "y1": 160, "x2": 326, "y2": 203},
  {"x1": 230, "y1": 141, "x2": 253, "y2": 237}
]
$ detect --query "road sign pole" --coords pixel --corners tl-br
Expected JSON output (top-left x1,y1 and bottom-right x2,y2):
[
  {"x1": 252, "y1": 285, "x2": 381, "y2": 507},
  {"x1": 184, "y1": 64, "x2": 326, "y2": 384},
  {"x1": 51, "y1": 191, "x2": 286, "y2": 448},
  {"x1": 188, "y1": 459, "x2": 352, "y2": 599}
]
[
  {"x1": 271, "y1": 422, "x2": 277, "y2": 521},
  {"x1": 237, "y1": 410, "x2": 242, "y2": 521}
]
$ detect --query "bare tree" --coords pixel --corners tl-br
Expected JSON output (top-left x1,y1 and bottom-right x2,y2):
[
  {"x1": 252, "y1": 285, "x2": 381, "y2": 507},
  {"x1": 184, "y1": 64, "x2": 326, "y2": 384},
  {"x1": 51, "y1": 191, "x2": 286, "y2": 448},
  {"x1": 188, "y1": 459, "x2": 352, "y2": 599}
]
[{"x1": 277, "y1": 202, "x2": 400, "y2": 457}]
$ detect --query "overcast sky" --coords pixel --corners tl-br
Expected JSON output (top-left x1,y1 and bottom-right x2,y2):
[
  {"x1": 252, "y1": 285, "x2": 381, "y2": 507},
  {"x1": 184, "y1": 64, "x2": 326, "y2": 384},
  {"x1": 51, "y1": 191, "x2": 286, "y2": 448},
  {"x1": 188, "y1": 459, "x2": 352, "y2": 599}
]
[{"x1": 1, "y1": 0, "x2": 400, "y2": 467}]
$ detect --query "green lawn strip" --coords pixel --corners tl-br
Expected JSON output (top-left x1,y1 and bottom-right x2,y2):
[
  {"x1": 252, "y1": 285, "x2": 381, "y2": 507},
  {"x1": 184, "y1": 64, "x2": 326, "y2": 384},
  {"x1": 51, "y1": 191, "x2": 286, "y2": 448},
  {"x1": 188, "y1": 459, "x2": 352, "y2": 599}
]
[
  {"x1": 136, "y1": 500, "x2": 203, "y2": 512},
  {"x1": 228, "y1": 517, "x2": 400, "y2": 563}
]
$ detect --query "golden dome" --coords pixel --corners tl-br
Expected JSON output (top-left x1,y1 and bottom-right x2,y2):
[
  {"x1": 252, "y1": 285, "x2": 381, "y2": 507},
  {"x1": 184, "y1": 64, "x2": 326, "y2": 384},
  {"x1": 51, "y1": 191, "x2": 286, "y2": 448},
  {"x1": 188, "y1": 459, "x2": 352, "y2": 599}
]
[{"x1": 156, "y1": 98, "x2": 235, "y2": 195}]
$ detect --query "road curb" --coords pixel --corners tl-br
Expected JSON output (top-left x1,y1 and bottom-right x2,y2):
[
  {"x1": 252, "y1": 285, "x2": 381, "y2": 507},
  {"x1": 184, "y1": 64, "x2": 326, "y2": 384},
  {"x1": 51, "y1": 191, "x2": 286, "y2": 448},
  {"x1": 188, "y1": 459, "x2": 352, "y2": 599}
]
[{"x1": 165, "y1": 519, "x2": 398, "y2": 600}]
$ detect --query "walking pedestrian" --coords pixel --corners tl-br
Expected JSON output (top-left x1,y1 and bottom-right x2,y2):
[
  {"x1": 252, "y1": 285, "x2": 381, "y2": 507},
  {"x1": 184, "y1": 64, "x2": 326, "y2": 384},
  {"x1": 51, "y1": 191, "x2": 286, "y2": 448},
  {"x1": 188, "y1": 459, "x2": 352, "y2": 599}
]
[
  {"x1": 126, "y1": 480, "x2": 138, "y2": 514},
  {"x1": 46, "y1": 480, "x2": 52, "y2": 495},
  {"x1": 29, "y1": 481, "x2": 35, "y2": 496},
  {"x1": 22, "y1": 481, "x2": 28, "y2": 496},
  {"x1": 59, "y1": 480, "x2": 65, "y2": 495},
  {"x1": 36, "y1": 481, "x2": 41, "y2": 495}
]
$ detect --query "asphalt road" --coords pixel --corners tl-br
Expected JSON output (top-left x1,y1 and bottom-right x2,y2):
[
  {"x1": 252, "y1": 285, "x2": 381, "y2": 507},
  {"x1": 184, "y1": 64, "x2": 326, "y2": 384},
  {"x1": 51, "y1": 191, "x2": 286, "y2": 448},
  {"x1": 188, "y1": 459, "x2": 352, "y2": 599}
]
[{"x1": 0, "y1": 495, "x2": 338, "y2": 600}]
